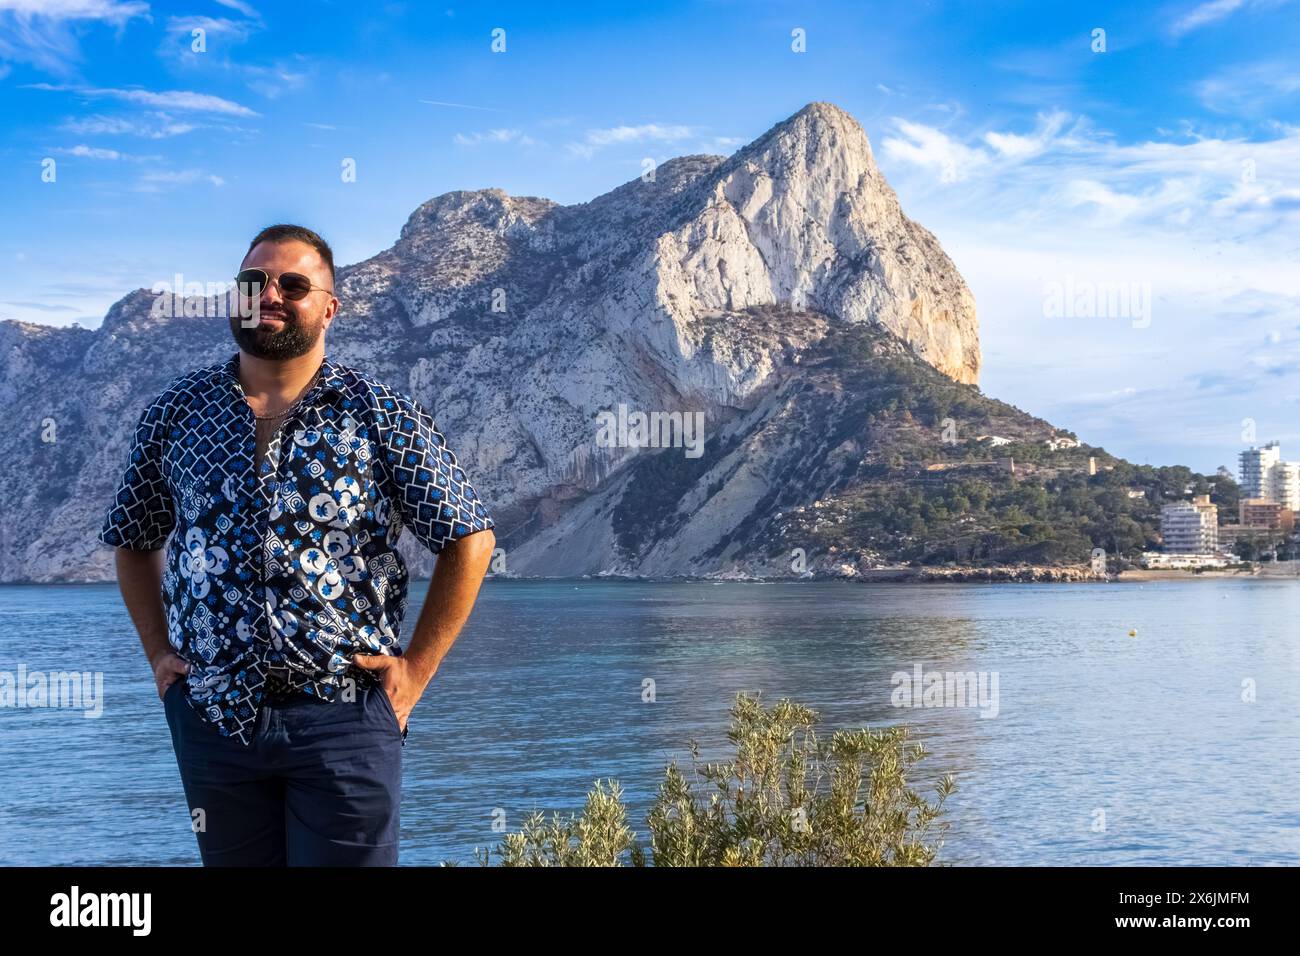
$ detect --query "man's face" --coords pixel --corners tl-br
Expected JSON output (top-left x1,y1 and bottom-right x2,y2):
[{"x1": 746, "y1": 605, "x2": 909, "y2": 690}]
[{"x1": 229, "y1": 239, "x2": 338, "y2": 360}]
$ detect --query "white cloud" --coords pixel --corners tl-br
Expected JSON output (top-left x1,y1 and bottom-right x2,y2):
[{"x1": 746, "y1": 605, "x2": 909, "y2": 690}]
[
  {"x1": 1196, "y1": 61, "x2": 1300, "y2": 114},
  {"x1": 155, "y1": 14, "x2": 310, "y2": 100},
  {"x1": 0, "y1": 0, "x2": 149, "y2": 74},
  {"x1": 0, "y1": 0, "x2": 146, "y2": 20},
  {"x1": 879, "y1": 110, "x2": 1300, "y2": 239},
  {"x1": 164, "y1": 15, "x2": 257, "y2": 42},
  {"x1": 134, "y1": 168, "x2": 226, "y2": 191},
  {"x1": 1170, "y1": 0, "x2": 1293, "y2": 37},
  {"x1": 453, "y1": 128, "x2": 536, "y2": 147},
  {"x1": 214, "y1": 0, "x2": 258, "y2": 17},
  {"x1": 59, "y1": 113, "x2": 197, "y2": 138},
  {"x1": 49, "y1": 143, "x2": 165, "y2": 163},
  {"x1": 26, "y1": 83, "x2": 259, "y2": 116},
  {"x1": 51, "y1": 143, "x2": 163, "y2": 162},
  {"x1": 239, "y1": 63, "x2": 308, "y2": 99},
  {"x1": 1171, "y1": 0, "x2": 1250, "y2": 34},
  {"x1": 982, "y1": 110, "x2": 1068, "y2": 159},
  {"x1": 566, "y1": 123, "x2": 695, "y2": 159},
  {"x1": 57, "y1": 144, "x2": 122, "y2": 159},
  {"x1": 881, "y1": 118, "x2": 990, "y2": 182}
]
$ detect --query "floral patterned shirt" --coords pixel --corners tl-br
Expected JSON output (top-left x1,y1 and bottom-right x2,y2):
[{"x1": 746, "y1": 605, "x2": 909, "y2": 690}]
[{"x1": 98, "y1": 351, "x2": 496, "y2": 746}]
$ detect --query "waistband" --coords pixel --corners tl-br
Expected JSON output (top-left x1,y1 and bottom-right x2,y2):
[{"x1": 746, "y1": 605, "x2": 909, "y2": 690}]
[{"x1": 262, "y1": 663, "x2": 384, "y2": 701}]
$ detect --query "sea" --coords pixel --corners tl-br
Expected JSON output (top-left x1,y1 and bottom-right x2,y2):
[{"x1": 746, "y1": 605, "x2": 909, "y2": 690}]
[{"x1": 1, "y1": 579, "x2": 1296, "y2": 865}]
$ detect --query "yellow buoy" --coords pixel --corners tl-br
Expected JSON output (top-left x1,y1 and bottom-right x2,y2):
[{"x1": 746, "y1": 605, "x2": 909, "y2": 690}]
[{"x1": 1128, "y1": 629, "x2": 1137, "y2": 637}]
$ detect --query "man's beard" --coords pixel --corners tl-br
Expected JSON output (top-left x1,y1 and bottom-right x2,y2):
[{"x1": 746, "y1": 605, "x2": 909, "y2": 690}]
[{"x1": 228, "y1": 307, "x2": 322, "y2": 360}]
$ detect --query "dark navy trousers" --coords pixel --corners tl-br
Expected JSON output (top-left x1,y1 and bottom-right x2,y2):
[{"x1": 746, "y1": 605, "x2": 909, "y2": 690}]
[{"x1": 162, "y1": 675, "x2": 404, "y2": 866}]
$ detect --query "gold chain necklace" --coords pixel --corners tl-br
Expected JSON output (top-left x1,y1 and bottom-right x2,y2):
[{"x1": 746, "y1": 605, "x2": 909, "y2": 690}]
[{"x1": 251, "y1": 365, "x2": 321, "y2": 421}]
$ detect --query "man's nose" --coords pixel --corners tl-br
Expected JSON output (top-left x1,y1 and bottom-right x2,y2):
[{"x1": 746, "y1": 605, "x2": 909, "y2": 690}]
[{"x1": 259, "y1": 281, "x2": 284, "y2": 308}]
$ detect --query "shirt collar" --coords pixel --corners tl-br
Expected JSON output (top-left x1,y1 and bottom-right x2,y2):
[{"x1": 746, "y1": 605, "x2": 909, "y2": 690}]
[{"x1": 222, "y1": 351, "x2": 348, "y2": 402}]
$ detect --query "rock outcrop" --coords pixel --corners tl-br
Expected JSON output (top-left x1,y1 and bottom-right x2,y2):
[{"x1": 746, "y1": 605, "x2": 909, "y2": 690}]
[{"x1": 2, "y1": 102, "x2": 987, "y2": 582}]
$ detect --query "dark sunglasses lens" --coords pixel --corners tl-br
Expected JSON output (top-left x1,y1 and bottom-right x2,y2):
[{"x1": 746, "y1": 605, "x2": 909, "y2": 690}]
[
  {"x1": 279, "y1": 273, "x2": 312, "y2": 299},
  {"x1": 235, "y1": 269, "x2": 267, "y2": 297}
]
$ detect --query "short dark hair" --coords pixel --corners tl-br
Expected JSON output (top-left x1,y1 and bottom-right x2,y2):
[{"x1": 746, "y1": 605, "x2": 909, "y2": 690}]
[{"x1": 246, "y1": 223, "x2": 335, "y2": 284}]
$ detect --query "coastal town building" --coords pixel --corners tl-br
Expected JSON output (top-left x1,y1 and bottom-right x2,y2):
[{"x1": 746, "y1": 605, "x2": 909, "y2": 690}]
[
  {"x1": 1239, "y1": 498, "x2": 1296, "y2": 532},
  {"x1": 1140, "y1": 552, "x2": 1233, "y2": 569},
  {"x1": 1239, "y1": 441, "x2": 1300, "y2": 508},
  {"x1": 1045, "y1": 435, "x2": 1081, "y2": 451},
  {"x1": 1160, "y1": 494, "x2": 1219, "y2": 554},
  {"x1": 1217, "y1": 524, "x2": 1277, "y2": 554}
]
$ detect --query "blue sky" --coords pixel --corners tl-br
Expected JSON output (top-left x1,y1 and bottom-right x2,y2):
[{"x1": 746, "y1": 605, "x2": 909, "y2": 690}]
[{"x1": 2, "y1": 0, "x2": 1299, "y2": 473}]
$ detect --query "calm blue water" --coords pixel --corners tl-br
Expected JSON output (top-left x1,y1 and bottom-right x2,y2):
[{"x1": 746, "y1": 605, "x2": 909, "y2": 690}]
[{"x1": 1, "y1": 579, "x2": 1297, "y2": 865}]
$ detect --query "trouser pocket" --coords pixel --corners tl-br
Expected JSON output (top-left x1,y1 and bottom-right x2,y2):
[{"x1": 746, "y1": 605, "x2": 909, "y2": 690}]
[{"x1": 369, "y1": 681, "x2": 408, "y2": 745}]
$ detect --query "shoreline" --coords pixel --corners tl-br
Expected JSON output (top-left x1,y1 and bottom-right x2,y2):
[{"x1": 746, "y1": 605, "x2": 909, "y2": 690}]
[{"x1": 11, "y1": 565, "x2": 1299, "y2": 586}]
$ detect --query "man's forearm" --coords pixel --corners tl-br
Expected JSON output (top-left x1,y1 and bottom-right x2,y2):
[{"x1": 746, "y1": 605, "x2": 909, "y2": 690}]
[
  {"x1": 113, "y1": 546, "x2": 172, "y2": 669},
  {"x1": 402, "y1": 529, "x2": 495, "y2": 683}
]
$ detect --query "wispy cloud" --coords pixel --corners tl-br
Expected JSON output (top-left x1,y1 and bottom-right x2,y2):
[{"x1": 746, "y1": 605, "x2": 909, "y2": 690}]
[
  {"x1": 420, "y1": 99, "x2": 505, "y2": 112},
  {"x1": 133, "y1": 168, "x2": 226, "y2": 192},
  {"x1": 566, "y1": 123, "x2": 695, "y2": 159},
  {"x1": 1168, "y1": 0, "x2": 1292, "y2": 35},
  {"x1": 164, "y1": 15, "x2": 258, "y2": 43},
  {"x1": 62, "y1": 144, "x2": 120, "y2": 159},
  {"x1": 26, "y1": 83, "x2": 259, "y2": 116},
  {"x1": 0, "y1": 300, "x2": 80, "y2": 314},
  {"x1": 696, "y1": 135, "x2": 746, "y2": 154},
  {"x1": 1172, "y1": 0, "x2": 1250, "y2": 34},
  {"x1": 59, "y1": 113, "x2": 198, "y2": 138},
  {"x1": 0, "y1": 0, "x2": 149, "y2": 74},
  {"x1": 880, "y1": 110, "x2": 1300, "y2": 238},
  {"x1": 453, "y1": 128, "x2": 536, "y2": 147},
  {"x1": 983, "y1": 110, "x2": 1068, "y2": 159},
  {"x1": 156, "y1": 14, "x2": 309, "y2": 99},
  {"x1": 881, "y1": 117, "x2": 992, "y2": 182},
  {"x1": 214, "y1": 0, "x2": 259, "y2": 17},
  {"x1": 1196, "y1": 61, "x2": 1300, "y2": 115},
  {"x1": 238, "y1": 62, "x2": 309, "y2": 99},
  {"x1": 51, "y1": 143, "x2": 165, "y2": 163}
]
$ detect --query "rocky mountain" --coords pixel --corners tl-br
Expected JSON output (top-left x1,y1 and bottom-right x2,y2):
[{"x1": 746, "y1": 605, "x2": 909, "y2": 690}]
[{"x1": 2, "y1": 101, "x2": 1192, "y2": 583}]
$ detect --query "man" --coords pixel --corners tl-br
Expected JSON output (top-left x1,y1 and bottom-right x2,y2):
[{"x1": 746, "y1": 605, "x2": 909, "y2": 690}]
[{"x1": 99, "y1": 223, "x2": 496, "y2": 866}]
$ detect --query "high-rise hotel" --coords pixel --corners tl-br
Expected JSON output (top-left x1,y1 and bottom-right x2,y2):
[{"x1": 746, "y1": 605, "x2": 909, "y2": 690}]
[{"x1": 1239, "y1": 441, "x2": 1300, "y2": 510}]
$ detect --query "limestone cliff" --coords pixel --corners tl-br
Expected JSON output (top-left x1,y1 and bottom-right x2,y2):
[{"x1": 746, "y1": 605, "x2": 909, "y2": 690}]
[{"x1": 1, "y1": 102, "x2": 992, "y2": 581}]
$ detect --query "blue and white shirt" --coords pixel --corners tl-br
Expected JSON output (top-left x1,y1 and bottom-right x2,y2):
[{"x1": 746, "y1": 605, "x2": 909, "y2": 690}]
[{"x1": 99, "y1": 352, "x2": 496, "y2": 746}]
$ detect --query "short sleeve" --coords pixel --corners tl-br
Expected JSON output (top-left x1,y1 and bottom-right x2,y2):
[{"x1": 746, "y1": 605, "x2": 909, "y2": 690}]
[
  {"x1": 378, "y1": 390, "x2": 495, "y2": 555},
  {"x1": 98, "y1": 397, "x2": 176, "y2": 551}
]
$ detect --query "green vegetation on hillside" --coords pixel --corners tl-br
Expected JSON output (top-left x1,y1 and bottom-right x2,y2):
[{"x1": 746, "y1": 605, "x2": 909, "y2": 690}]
[
  {"x1": 778, "y1": 460, "x2": 1239, "y2": 567},
  {"x1": 609, "y1": 316, "x2": 1246, "y2": 569}
]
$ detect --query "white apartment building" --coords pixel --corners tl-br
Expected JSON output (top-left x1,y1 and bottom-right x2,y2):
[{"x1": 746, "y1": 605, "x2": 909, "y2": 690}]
[
  {"x1": 1276, "y1": 461, "x2": 1300, "y2": 511},
  {"x1": 1160, "y1": 495, "x2": 1219, "y2": 555},
  {"x1": 1238, "y1": 441, "x2": 1300, "y2": 508},
  {"x1": 1045, "y1": 435, "x2": 1081, "y2": 451}
]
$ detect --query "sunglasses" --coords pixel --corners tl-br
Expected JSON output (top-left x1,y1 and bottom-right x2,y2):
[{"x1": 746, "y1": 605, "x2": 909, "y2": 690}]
[{"x1": 234, "y1": 268, "x2": 333, "y2": 301}]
